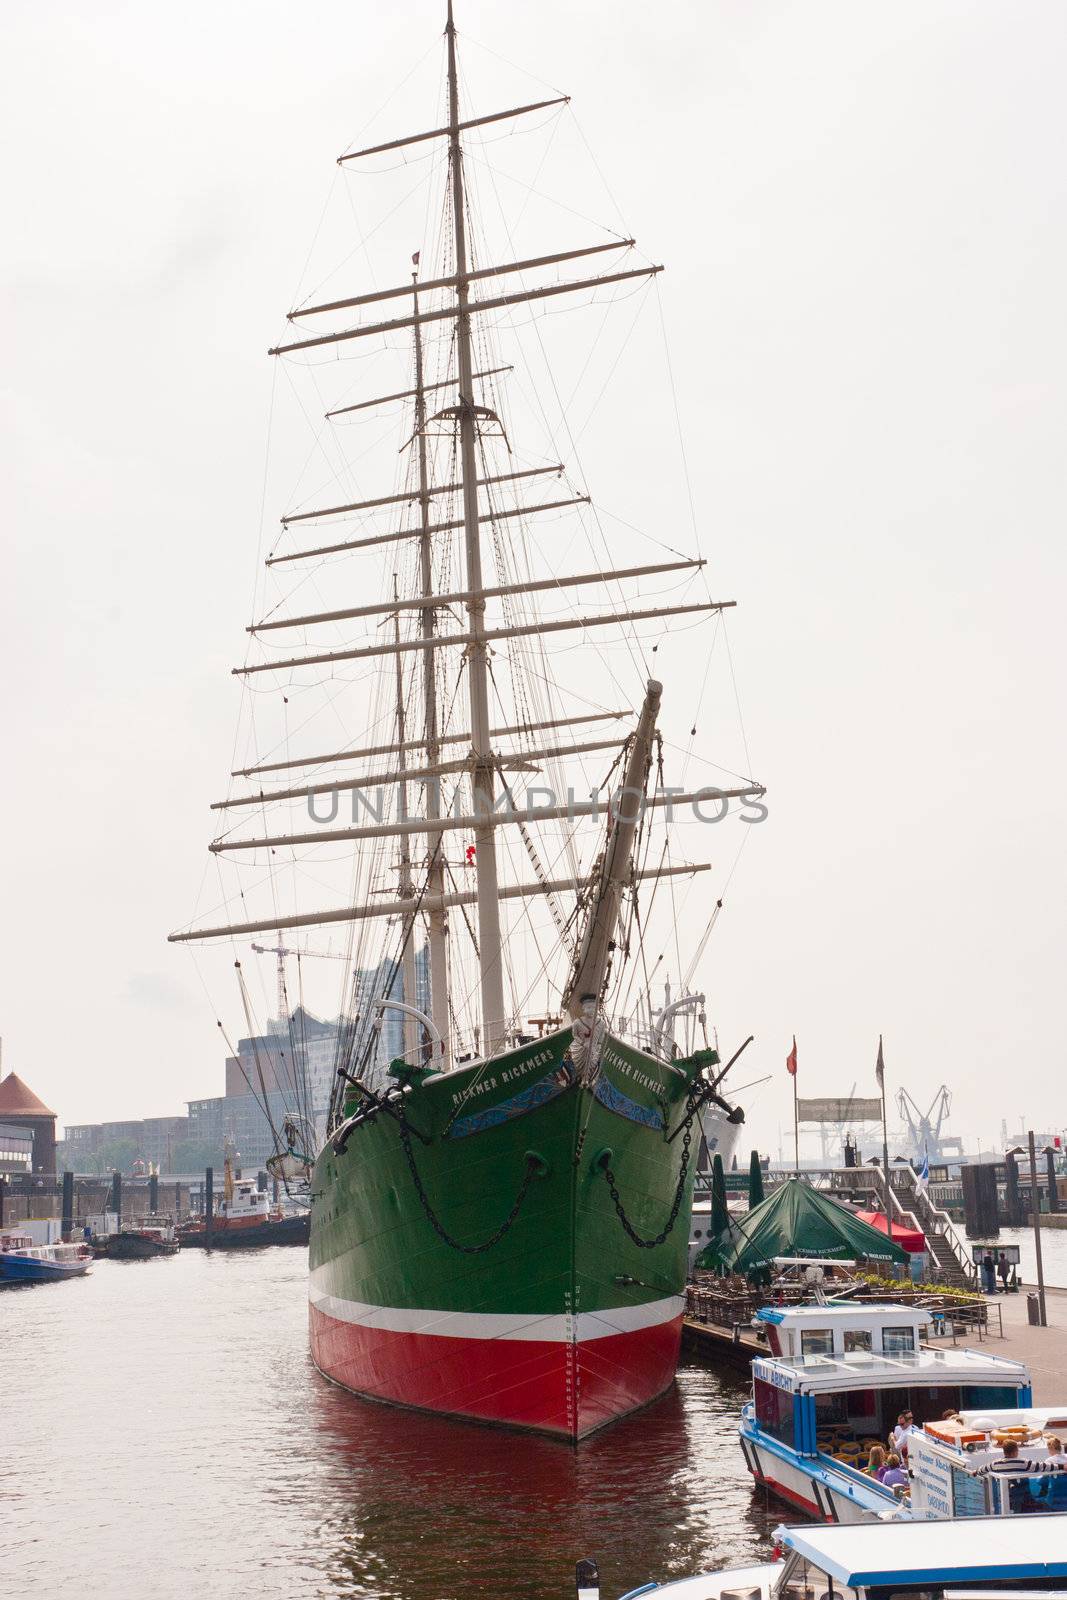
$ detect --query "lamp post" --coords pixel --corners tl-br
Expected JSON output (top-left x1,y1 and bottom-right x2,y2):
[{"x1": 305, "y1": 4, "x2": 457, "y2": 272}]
[
  {"x1": 1009, "y1": 1136, "x2": 1047, "y2": 1326},
  {"x1": 1028, "y1": 1130, "x2": 1048, "y2": 1327}
]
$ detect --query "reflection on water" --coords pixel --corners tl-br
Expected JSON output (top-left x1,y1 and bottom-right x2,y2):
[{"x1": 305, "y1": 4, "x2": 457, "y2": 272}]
[
  {"x1": 4, "y1": 1250, "x2": 777, "y2": 1600},
  {"x1": 997, "y1": 1226, "x2": 1067, "y2": 1289}
]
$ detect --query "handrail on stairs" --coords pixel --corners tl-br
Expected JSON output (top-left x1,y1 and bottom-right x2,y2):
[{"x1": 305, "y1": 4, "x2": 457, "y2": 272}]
[{"x1": 890, "y1": 1166, "x2": 976, "y2": 1285}]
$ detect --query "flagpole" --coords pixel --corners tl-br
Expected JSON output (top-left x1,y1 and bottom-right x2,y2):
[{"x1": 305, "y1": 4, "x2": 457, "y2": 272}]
[
  {"x1": 793, "y1": 1071, "x2": 800, "y2": 1179},
  {"x1": 878, "y1": 1033, "x2": 891, "y2": 1213}
]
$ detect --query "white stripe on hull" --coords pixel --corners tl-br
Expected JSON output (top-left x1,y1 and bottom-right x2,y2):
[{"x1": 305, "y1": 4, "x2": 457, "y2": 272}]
[{"x1": 308, "y1": 1282, "x2": 683, "y2": 1343}]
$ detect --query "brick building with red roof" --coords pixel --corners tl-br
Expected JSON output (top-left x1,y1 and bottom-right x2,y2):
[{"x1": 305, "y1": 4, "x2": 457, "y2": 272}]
[{"x1": 0, "y1": 1071, "x2": 57, "y2": 1175}]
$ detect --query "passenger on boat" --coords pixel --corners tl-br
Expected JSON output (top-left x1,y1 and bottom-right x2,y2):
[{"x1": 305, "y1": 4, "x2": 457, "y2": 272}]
[
  {"x1": 1046, "y1": 1435, "x2": 1065, "y2": 1467},
  {"x1": 882, "y1": 1452, "x2": 908, "y2": 1489},
  {"x1": 866, "y1": 1446, "x2": 887, "y2": 1479},
  {"x1": 892, "y1": 1411, "x2": 914, "y2": 1450}
]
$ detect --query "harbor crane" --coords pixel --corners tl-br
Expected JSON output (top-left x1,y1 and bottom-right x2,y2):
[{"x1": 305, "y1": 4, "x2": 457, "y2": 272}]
[
  {"x1": 896, "y1": 1084, "x2": 963, "y2": 1163},
  {"x1": 250, "y1": 937, "x2": 356, "y2": 1022}
]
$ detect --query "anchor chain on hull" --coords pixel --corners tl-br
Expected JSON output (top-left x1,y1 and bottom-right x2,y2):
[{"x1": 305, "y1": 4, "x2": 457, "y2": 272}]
[
  {"x1": 398, "y1": 1118, "x2": 548, "y2": 1254},
  {"x1": 597, "y1": 1116, "x2": 694, "y2": 1250}
]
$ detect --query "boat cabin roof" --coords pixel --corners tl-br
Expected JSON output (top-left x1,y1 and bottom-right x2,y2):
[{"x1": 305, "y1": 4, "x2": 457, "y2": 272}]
[
  {"x1": 753, "y1": 1344, "x2": 1029, "y2": 1394},
  {"x1": 778, "y1": 1512, "x2": 1067, "y2": 1585},
  {"x1": 756, "y1": 1303, "x2": 928, "y2": 1332}
]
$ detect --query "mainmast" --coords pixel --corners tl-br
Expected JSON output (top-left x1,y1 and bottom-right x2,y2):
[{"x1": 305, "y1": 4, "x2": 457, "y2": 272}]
[
  {"x1": 412, "y1": 263, "x2": 451, "y2": 1068},
  {"x1": 391, "y1": 582, "x2": 420, "y2": 1065},
  {"x1": 446, "y1": 1, "x2": 506, "y2": 1057}
]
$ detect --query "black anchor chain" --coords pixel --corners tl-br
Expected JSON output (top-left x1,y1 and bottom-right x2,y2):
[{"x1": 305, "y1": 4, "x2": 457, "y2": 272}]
[
  {"x1": 398, "y1": 1120, "x2": 545, "y2": 1255},
  {"x1": 600, "y1": 1116, "x2": 694, "y2": 1250}
]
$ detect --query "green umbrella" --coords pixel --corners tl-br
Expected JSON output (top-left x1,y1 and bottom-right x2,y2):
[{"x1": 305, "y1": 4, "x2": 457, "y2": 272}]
[
  {"x1": 696, "y1": 1176, "x2": 908, "y2": 1279},
  {"x1": 748, "y1": 1149, "x2": 765, "y2": 1208}
]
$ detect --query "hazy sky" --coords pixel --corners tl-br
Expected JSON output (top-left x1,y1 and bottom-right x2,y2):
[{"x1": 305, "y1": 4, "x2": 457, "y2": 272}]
[{"x1": 2, "y1": 0, "x2": 1064, "y2": 1156}]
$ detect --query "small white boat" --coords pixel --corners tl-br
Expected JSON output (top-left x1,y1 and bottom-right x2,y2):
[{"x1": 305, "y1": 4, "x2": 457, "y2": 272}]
[
  {"x1": 595, "y1": 1511, "x2": 1067, "y2": 1600},
  {"x1": 0, "y1": 1231, "x2": 93, "y2": 1283},
  {"x1": 739, "y1": 1302, "x2": 1031, "y2": 1523}
]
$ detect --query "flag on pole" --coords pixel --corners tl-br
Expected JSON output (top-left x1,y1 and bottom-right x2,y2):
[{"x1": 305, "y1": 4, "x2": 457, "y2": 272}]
[
  {"x1": 918, "y1": 1145, "x2": 929, "y2": 1187},
  {"x1": 786, "y1": 1036, "x2": 797, "y2": 1077},
  {"x1": 875, "y1": 1035, "x2": 885, "y2": 1089}
]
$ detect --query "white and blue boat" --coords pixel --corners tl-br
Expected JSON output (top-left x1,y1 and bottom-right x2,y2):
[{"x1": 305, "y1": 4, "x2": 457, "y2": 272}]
[
  {"x1": 602, "y1": 1511, "x2": 1067, "y2": 1600},
  {"x1": 739, "y1": 1303, "x2": 1030, "y2": 1523},
  {"x1": 0, "y1": 1230, "x2": 93, "y2": 1282}
]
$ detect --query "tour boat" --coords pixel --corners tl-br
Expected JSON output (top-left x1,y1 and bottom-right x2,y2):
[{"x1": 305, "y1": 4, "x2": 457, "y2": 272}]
[
  {"x1": 0, "y1": 1231, "x2": 93, "y2": 1282},
  {"x1": 169, "y1": 0, "x2": 756, "y2": 1440},
  {"x1": 739, "y1": 1303, "x2": 1031, "y2": 1522},
  {"x1": 600, "y1": 1512, "x2": 1067, "y2": 1600},
  {"x1": 909, "y1": 1401, "x2": 1067, "y2": 1518}
]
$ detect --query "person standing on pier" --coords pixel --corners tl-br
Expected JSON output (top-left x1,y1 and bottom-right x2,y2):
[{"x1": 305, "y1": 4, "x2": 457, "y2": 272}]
[{"x1": 981, "y1": 1250, "x2": 996, "y2": 1296}]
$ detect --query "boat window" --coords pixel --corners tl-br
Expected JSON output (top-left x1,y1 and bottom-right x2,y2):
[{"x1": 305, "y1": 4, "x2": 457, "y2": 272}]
[
  {"x1": 950, "y1": 1464, "x2": 989, "y2": 1516},
  {"x1": 844, "y1": 1329, "x2": 872, "y2": 1353},
  {"x1": 778, "y1": 1558, "x2": 857, "y2": 1600},
  {"x1": 882, "y1": 1326, "x2": 916, "y2": 1354},
  {"x1": 754, "y1": 1378, "x2": 795, "y2": 1448},
  {"x1": 800, "y1": 1328, "x2": 834, "y2": 1356}
]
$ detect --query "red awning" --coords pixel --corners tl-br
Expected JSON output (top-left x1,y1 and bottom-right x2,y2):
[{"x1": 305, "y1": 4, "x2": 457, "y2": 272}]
[{"x1": 855, "y1": 1210, "x2": 926, "y2": 1255}]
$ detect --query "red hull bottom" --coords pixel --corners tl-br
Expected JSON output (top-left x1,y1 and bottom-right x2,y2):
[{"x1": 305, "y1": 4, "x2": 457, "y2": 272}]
[{"x1": 309, "y1": 1303, "x2": 683, "y2": 1441}]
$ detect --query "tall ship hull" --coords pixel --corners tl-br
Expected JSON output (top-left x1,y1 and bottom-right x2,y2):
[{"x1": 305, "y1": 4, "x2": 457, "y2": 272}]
[{"x1": 310, "y1": 1031, "x2": 704, "y2": 1440}]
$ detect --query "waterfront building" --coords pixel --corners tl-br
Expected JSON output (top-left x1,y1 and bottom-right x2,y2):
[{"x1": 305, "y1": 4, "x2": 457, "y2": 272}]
[
  {"x1": 0, "y1": 1122, "x2": 33, "y2": 1174},
  {"x1": 0, "y1": 1072, "x2": 57, "y2": 1175}
]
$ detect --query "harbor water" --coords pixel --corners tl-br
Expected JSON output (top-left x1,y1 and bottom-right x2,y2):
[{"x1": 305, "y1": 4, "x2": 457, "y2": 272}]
[
  {"x1": 4, "y1": 1249, "x2": 776, "y2": 1600},
  {"x1": 984, "y1": 1227, "x2": 1067, "y2": 1289}
]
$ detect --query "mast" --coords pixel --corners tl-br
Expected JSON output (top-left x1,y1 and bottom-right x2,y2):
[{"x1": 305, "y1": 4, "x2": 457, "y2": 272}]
[
  {"x1": 563, "y1": 678, "x2": 662, "y2": 1026},
  {"x1": 446, "y1": 0, "x2": 507, "y2": 1057},
  {"x1": 412, "y1": 263, "x2": 451, "y2": 1069},
  {"x1": 392, "y1": 581, "x2": 420, "y2": 1064}
]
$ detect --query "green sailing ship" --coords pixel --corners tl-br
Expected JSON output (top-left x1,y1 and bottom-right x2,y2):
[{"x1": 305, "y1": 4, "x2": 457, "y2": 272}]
[{"x1": 171, "y1": 2, "x2": 761, "y2": 1440}]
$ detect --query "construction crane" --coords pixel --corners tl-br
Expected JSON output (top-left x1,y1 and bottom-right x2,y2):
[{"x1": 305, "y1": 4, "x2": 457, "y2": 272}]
[
  {"x1": 250, "y1": 937, "x2": 356, "y2": 1023},
  {"x1": 896, "y1": 1084, "x2": 961, "y2": 1162}
]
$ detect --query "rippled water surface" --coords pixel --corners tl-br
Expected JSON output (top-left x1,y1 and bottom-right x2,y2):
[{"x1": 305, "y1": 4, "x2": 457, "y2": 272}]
[{"x1": 4, "y1": 1249, "x2": 778, "y2": 1600}]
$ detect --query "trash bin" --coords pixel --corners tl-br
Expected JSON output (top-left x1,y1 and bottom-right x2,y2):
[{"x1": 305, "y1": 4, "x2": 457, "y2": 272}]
[{"x1": 1027, "y1": 1292, "x2": 1040, "y2": 1325}]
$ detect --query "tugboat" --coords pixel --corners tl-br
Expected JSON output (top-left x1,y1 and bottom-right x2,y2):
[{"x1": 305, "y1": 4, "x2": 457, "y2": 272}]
[
  {"x1": 102, "y1": 1218, "x2": 180, "y2": 1260},
  {"x1": 0, "y1": 1231, "x2": 93, "y2": 1283},
  {"x1": 179, "y1": 1143, "x2": 309, "y2": 1250}
]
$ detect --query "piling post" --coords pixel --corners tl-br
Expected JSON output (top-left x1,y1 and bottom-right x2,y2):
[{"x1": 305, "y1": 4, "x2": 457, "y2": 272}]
[
  {"x1": 1005, "y1": 1152, "x2": 1022, "y2": 1226},
  {"x1": 0, "y1": 1175, "x2": 5, "y2": 1228},
  {"x1": 110, "y1": 1170, "x2": 122, "y2": 1231},
  {"x1": 61, "y1": 1171, "x2": 74, "y2": 1240},
  {"x1": 205, "y1": 1167, "x2": 214, "y2": 1247},
  {"x1": 1046, "y1": 1146, "x2": 1059, "y2": 1214},
  {"x1": 149, "y1": 1172, "x2": 159, "y2": 1214}
]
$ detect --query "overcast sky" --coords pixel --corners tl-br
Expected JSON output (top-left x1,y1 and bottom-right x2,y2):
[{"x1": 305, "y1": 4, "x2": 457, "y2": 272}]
[{"x1": 2, "y1": 0, "x2": 1064, "y2": 1157}]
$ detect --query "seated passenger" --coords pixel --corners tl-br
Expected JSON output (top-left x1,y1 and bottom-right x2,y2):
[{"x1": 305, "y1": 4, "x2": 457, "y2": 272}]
[
  {"x1": 881, "y1": 1452, "x2": 908, "y2": 1489},
  {"x1": 866, "y1": 1445, "x2": 887, "y2": 1479}
]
